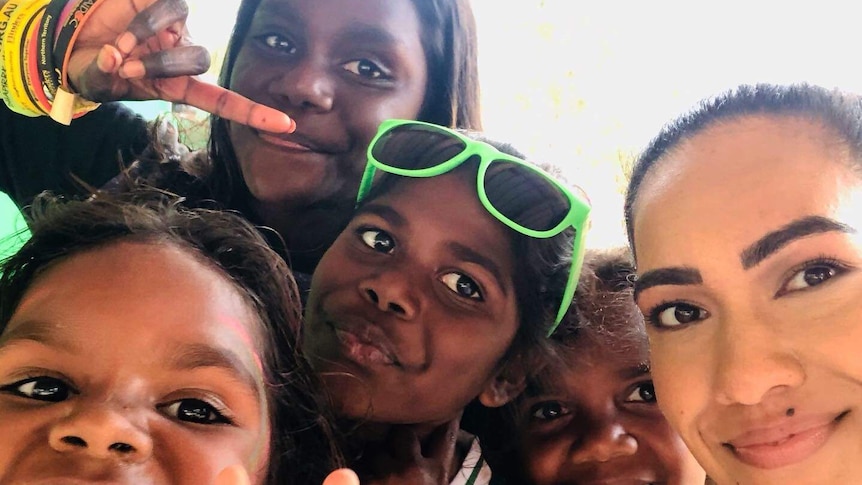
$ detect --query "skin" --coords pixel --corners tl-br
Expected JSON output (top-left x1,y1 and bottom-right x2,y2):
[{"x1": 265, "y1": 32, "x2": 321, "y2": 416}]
[
  {"x1": 228, "y1": 0, "x2": 429, "y2": 256},
  {"x1": 517, "y1": 335, "x2": 705, "y2": 485},
  {"x1": 303, "y1": 169, "x2": 521, "y2": 430},
  {"x1": 631, "y1": 116, "x2": 862, "y2": 484},
  {"x1": 0, "y1": 242, "x2": 269, "y2": 484}
]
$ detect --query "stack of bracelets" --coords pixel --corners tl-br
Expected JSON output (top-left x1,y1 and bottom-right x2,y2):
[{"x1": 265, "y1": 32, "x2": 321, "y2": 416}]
[{"x1": 0, "y1": 0, "x2": 103, "y2": 124}]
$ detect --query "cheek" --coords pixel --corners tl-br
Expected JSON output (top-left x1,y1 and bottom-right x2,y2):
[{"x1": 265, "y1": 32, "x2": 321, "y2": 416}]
[
  {"x1": 154, "y1": 428, "x2": 267, "y2": 483},
  {"x1": 648, "y1": 341, "x2": 706, "y2": 435},
  {"x1": 520, "y1": 434, "x2": 569, "y2": 484},
  {"x1": 0, "y1": 408, "x2": 49, "y2": 474}
]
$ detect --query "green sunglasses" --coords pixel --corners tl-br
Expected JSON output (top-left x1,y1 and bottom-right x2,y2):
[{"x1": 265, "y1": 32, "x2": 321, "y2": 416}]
[{"x1": 356, "y1": 119, "x2": 591, "y2": 336}]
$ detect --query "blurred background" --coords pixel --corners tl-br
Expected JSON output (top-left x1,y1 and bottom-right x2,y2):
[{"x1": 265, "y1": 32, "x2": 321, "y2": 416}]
[{"x1": 4, "y1": 0, "x2": 861, "y2": 254}]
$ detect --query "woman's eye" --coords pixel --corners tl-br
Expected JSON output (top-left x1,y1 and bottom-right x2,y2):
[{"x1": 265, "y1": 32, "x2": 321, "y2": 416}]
[
  {"x1": 359, "y1": 229, "x2": 395, "y2": 253},
  {"x1": 343, "y1": 59, "x2": 390, "y2": 80},
  {"x1": 257, "y1": 34, "x2": 297, "y2": 55},
  {"x1": 440, "y1": 272, "x2": 483, "y2": 300},
  {"x1": 161, "y1": 399, "x2": 232, "y2": 425},
  {"x1": 650, "y1": 302, "x2": 709, "y2": 328},
  {"x1": 625, "y1": 381, "x2": 657, "y2": 403},
  {"x1": 782, "y1": 263, "x2": 840, "y2": 293},
  {"x1": 529, "y1": 401, "x2": 571, "y2": 421},
  {"x1": 0, "y1": 376, "x2": 71, "y2": 403}
]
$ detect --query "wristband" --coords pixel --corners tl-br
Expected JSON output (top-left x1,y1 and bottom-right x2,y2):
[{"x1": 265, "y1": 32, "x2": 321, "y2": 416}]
[
  {"x1": 25, "y1": 8, "x2": 51, "y2": 114},
  {"x1": 48, "y1": 0, "x2": 102, "y2": 124},
  {"x1": 3, "y1": 0, "x2": 49, "y2": 116},
  {"x1": 0, "y1": 1, "x2": 24, "y2": 113},
  {"x1": 36, "y1": 0, "x2": 66, "y2": 101}
]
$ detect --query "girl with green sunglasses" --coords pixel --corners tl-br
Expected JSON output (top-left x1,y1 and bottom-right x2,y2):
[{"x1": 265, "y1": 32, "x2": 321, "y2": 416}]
[{"x1": 302, "y1": 121, "x2": 590, "y2": 484}]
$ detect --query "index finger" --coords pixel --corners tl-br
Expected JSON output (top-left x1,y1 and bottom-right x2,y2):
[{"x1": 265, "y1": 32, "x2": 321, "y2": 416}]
[{"x1": 181, "y1": 78, "x2": 296, "y2": 134}]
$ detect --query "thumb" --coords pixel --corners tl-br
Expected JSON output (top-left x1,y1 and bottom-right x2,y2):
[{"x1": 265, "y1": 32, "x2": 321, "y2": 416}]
[
  {"x1": 323, "y1": 468, "x2": 361, "y2": 485},
  {"x1": 213, "y1": 464, "x2": 251, "y2": 485}
]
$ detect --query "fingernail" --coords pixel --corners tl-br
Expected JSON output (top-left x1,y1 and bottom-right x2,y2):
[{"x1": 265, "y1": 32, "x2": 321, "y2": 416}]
[
  {"x1": 119, "y1": 61, "x2": 145, "y2": 79},
  {"x1": 115, "y1": 32, "x2": 137, "y2": 56}
]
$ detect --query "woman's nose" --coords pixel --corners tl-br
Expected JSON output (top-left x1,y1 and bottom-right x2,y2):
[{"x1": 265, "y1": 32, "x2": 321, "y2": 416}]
[
  {"x1": 712, "y1": 312, "x2": 806, "y2": 406},
  {"x1": 270, "y1": 58, "x2": 335, "y2": 113},
  {"x1": 48, "y1": 405, "x2": 153, "y2": 463}
]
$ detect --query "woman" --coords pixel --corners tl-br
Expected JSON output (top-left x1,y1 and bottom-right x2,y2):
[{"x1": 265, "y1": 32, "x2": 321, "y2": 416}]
[
  {"x1": 624, "y1": 83, "x2": 862, "y2": 484},
  {"x1": 1, "y1": 0, "x2": 480, "y2": 273}
]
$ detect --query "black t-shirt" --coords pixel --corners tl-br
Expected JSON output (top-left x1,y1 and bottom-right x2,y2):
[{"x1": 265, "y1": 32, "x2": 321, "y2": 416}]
[{"x1": 0, "y1": 101, "x2": 150, "y2": 208}]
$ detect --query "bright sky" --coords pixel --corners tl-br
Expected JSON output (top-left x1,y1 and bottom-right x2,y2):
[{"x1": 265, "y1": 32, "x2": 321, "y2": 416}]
[{"x1": 187, "y1": 0, "x2": 862, "y2": 248}]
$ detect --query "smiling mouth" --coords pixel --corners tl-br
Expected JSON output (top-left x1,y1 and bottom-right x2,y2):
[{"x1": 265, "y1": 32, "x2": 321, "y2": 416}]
[
  {"x1": 723, "y1": 410, "x2": 849, "y2": 469},
  {"x1": 258, "y1": 132, "x2": 315, "y2": 151}
]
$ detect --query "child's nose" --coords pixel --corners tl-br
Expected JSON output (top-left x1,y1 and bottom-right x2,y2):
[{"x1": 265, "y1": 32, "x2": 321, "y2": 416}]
[
  {"x1": 48, "y1": 405, "x2": 153, "y2": 463},
  {"x1": 570, "y1": 419, "x2": 637, "y2": 464},
  {"x1": 360, "y1": 273, "x2": 418, "y2": 319}
]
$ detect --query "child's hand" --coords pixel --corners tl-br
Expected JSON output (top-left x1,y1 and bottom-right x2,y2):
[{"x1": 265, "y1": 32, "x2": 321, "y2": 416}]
[
  {"x1": 69, "y1": 0, "x2": 295, "y2": 133},
  {"x1": 363, "y1": 418, "x2": 460, "y2": 485},
  {"x1": 214, "y1": 465, "x2": 361, "y2": 485}
]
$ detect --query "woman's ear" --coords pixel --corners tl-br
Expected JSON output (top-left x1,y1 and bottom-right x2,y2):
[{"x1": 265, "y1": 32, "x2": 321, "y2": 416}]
[{"x1": 477, "y1": 359, "x2": 528, "y2": 408}]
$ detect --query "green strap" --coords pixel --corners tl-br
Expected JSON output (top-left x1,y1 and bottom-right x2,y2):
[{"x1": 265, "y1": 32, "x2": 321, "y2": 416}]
[{"x1": 464, "y1": 454, "x2": 486, "y2": 485}]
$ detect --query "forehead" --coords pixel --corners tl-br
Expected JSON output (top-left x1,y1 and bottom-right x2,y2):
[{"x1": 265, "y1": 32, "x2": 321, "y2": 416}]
[
  {"x1": 632, "y1": 116, "x2": 862, "y2": 268},
  {"x1": 5, "y1": 242, "x2": 260, "y2": 357},
  {"x1": 374, "y1": 171, "x2": 516, "y2": 267},
  {"x1": 256, "y1": 0, "x2": 424, "y2": 44}
]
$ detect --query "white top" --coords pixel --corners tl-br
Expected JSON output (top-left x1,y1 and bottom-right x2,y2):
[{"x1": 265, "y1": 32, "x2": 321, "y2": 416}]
[{"x1": 450, "y1": 438, "x2": 492, "y2": 485}]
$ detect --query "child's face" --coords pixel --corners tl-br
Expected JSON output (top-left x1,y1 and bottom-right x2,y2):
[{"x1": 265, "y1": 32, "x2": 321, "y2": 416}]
[
  {"x1": 517, "y1": 334, "x2": 705, "y2": 485},
  {"x1": 304, "y1": 170, "x2": 521, "y2": 425},
  {"x1": 0, "y1": 242, "x2": 269, "y2": 484}
]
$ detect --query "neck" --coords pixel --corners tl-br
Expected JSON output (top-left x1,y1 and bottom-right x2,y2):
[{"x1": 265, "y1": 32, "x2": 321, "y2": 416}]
[
  {"x1": 343, "y1": 419, "x2": 475, "y2": 483},
  {"x1": 252, "y1": 198, "x2": 354, "y2": 274}
]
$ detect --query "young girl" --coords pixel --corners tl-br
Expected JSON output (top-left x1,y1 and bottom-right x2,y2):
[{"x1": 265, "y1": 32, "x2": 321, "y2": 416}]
[
  {"x1": 625, "y1": 83, "x2": 862, "y2": 484},
  {"x1": 0, "y1": 189, "x2": 342, "y2": 484},
  {"x1": 301, "y1": 120, "x2": 591, "y2": 483},
  {"x1": 494, "y1": 249, "x2": 705, "y2": 484}
]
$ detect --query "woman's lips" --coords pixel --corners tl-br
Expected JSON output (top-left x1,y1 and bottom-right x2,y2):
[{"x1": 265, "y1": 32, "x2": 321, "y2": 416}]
[{"x1": 724, "y1": 411, "x2": 848, "y2": 469}]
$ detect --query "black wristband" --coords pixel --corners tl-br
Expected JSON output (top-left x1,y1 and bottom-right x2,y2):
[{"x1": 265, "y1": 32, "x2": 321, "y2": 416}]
[{"x1": 37, "y1": 0, "x2": 66, "y2": 100}]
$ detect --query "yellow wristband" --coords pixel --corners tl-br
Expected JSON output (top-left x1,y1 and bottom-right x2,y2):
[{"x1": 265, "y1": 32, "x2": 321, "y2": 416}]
[
  {"x1": 0, "y1": 1, "x2": 24, "y2": 113},
  {"x1": 3, "y1": 0, "x2": 49, "y2": 116}
]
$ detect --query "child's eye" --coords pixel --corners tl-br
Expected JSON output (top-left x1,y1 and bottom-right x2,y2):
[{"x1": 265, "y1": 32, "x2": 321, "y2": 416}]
[
  {"x1": 342, "y1": 59, "x2": 391, "y2": 80},
  {"x1": 0, "y1": 376, "x2": 72, "y2": 403},
  {"x1": 648, "y1": 302, "x2": 709, "y2": 329},
  {"x1": 440, "y1": 272, "x2": 484, "y2": 300},
  {"x1": 256, "y1": 33, "x2": 297, "y2": 55},
  {"x1": 359, "y1": 228, "x2": 395, "y2": 253},
  {"x1": 625, "y1": 381, "x2": 657, "y2": 404},
  {"x1": 160, "y1": 399, "x2": 233, "y2": 426},
  {"x1": 529, "y1": 401, "x2": 571, "y2": 421},
  {"x1": 778, "y1": 258, "x2": 848, "y2": 296}
]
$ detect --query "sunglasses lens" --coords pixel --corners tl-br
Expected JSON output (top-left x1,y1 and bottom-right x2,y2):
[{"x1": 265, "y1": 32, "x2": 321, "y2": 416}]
[
  {"x1": 484, "y1": 161, "x2": 571, "y2": 232},
  {"x1": 372, "y1": 123, "x2": 467, "y2": 170}
]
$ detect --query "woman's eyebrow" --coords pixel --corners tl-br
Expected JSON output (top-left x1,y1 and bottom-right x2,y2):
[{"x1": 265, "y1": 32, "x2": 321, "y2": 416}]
[
  {"x1": 167, "y1": 343, "x2": 260, "y2": 395},
  {"x1": 740, "y1": 215, "x2": 855, "y2": 269},
  {"x1": 633, "y1": 266, "x2": 702, "y2": 301}
]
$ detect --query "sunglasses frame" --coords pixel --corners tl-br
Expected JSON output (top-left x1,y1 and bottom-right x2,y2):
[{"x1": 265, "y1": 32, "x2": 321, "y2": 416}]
[{"x1": 357, "y1": 119, "x2": 591, "y2": 335}]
